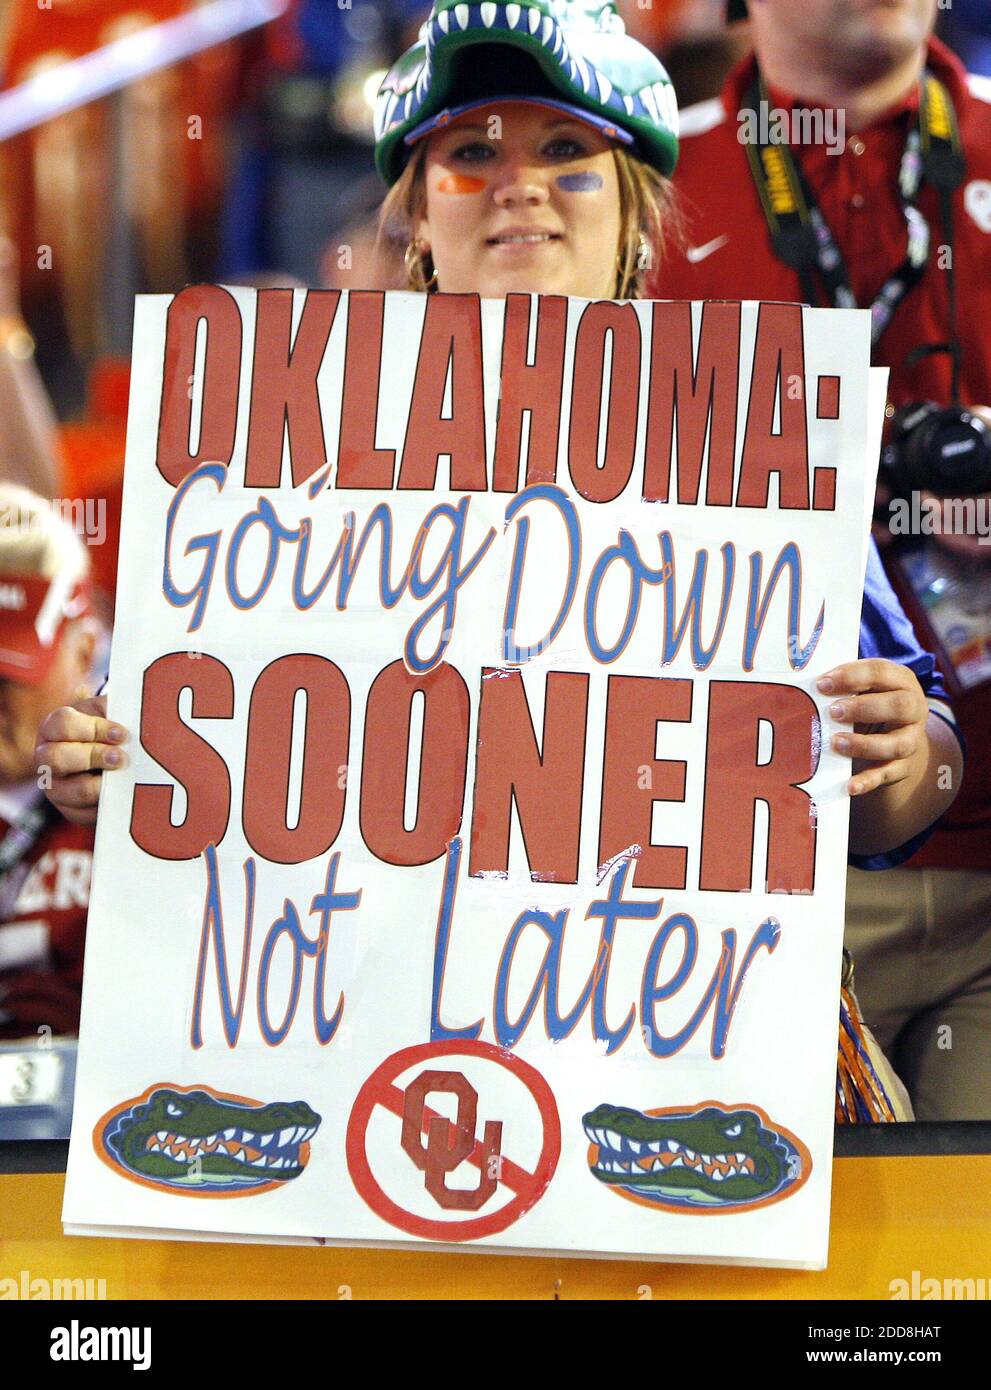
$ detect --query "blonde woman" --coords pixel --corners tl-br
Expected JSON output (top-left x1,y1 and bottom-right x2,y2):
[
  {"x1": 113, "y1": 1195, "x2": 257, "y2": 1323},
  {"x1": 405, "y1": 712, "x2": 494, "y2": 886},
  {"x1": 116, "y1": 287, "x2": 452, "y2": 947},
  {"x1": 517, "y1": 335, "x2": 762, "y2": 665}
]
[
  {"x1": 373, "y1": 1, "x2": 680, "y2": 301},
  {"x1": 39, "y1": 0, "x2": 962, "y2": 1118}
]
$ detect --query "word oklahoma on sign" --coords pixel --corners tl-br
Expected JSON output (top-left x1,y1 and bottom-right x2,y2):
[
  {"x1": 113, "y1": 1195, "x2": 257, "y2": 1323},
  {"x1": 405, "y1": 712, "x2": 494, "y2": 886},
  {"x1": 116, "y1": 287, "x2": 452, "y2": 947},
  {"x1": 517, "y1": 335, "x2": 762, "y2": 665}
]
[{"x1": 64, "y1": 287, "x2": 885, "y2": 1267}]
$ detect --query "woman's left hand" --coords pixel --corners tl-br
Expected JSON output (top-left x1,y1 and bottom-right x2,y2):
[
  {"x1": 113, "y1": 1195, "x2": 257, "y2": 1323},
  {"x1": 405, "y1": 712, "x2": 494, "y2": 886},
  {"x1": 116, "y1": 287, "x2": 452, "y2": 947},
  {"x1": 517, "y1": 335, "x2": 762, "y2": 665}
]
[{"x1": 817, "y1": 659, "x2": 928, "y2": 797}]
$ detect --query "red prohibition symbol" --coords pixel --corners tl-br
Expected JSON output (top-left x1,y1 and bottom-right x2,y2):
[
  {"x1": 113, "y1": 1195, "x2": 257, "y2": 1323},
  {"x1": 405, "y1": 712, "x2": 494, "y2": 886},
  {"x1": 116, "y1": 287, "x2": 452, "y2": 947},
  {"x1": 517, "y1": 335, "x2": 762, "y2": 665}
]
[{"x1": 346, "y1": 1040, "x2": 561, "y2": 1242}]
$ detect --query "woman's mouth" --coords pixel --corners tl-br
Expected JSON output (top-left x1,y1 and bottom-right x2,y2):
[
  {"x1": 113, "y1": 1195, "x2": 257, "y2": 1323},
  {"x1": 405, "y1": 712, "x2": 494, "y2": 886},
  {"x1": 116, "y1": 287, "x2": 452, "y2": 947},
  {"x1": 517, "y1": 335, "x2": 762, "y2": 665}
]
[{"x1": 486, "y1": 230, "x2": 562, "y2": 248}]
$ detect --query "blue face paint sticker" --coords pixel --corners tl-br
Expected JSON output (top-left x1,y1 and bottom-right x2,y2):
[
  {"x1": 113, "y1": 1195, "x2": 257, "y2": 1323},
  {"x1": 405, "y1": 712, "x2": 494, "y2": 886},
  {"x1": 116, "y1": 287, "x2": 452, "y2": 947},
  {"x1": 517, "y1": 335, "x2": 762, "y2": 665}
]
[{"x1": 556, "y1": 171, "x2": 604, "y2": 193}]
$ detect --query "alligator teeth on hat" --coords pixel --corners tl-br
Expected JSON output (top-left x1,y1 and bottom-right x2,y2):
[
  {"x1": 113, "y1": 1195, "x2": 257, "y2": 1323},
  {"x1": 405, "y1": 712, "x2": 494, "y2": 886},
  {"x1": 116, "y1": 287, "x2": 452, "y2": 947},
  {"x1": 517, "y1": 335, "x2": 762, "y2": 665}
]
[{"x1": 380, "y1": 2, "x2": 658, "y2": 142}]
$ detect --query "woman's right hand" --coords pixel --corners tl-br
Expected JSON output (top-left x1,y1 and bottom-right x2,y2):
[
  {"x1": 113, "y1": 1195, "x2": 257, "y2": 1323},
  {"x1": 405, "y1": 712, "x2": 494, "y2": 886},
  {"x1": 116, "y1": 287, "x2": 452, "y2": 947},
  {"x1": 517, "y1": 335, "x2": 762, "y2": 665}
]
[{"x1": 35, "y1": 693, "x2": 129, "y2": 826}]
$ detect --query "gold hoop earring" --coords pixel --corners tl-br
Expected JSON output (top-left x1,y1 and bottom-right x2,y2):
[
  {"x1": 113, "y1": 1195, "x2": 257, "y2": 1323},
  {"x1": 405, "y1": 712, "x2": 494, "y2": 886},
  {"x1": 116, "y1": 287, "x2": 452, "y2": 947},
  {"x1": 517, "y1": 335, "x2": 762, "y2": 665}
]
[
  {"x1": 404, "y1": 237, "x2": 438, "y2": 291},
  {"x1": 615, "y1": 232, "x2": 651, "y2": 297}
]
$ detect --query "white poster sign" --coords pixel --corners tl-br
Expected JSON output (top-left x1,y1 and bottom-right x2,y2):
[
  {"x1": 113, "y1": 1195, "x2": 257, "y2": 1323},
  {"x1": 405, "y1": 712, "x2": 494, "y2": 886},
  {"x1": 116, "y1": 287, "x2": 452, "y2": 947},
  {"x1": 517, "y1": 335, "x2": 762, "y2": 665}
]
[{"x1": 64, "y1": 288, "x2": 884, "y2": 1267}]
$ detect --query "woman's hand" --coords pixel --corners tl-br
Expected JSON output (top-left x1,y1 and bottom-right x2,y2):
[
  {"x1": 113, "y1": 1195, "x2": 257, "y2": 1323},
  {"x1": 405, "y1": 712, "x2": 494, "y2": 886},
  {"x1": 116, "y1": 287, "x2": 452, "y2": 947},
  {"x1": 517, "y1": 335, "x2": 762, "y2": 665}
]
[
  {"x1": 818, "y1": 658, "x2": 928, "y2": 797},
  {"x1": 35, "y1": 692, "x2": 129, "y2": 826}
]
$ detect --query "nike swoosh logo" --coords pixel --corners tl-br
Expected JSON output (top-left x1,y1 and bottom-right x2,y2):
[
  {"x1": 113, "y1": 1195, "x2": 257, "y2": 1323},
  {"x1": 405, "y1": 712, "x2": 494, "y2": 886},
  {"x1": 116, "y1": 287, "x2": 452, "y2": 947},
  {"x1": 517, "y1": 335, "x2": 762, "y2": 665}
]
[{"x1": 686, "y1": 235, "x2": 729, "y2": 264}]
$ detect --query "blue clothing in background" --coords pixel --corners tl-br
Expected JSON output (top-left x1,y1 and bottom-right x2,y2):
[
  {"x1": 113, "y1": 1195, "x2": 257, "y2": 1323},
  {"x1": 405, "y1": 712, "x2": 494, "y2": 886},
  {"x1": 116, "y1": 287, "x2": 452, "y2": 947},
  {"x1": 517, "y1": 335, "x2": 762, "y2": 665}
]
[
  {"x1": 850, "y1": 539, "x2": 961, "y2": 871},
  {"x1": 940, "y1": 1, "x2": 991, "y2": 76},
  {"x1": 295, "y1": 0, "x2": 429, "y2": 78},
  {"x1": 220, "y1": 0, "x2": 430, "y2": 278}
]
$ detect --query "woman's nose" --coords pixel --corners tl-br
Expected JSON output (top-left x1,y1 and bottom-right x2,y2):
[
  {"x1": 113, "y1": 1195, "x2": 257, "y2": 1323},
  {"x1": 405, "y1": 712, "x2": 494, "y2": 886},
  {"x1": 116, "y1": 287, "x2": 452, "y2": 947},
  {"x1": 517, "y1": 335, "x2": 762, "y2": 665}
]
[{"x1": 492, "y1": 167, "x2": 550, "y2": 208}]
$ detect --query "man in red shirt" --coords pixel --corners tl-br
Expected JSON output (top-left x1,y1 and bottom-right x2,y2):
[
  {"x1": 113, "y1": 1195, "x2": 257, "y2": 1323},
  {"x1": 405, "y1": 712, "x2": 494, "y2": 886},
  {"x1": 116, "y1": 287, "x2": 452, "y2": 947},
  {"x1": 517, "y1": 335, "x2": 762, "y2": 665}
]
[
  {"x1": 651, "y1": 0, "x2": 991, "y2": 1119},
  {"x1": 0, "y1": 485, "x2": 99, "y2": 1038}
]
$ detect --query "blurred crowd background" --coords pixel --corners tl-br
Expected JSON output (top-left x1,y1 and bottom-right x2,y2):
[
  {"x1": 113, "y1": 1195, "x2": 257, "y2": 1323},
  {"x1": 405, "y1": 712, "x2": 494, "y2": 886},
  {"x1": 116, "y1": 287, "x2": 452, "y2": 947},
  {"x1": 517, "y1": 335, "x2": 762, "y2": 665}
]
[
  {"x1": 1, "y1": 2, "x2": 991, "y2": 1133},
  {"x1": 0, "y1": 0, "x2": 985, "y2": 621},
  {"x1": 0, "y1": 0, "x2": 988, "y2": 618}
]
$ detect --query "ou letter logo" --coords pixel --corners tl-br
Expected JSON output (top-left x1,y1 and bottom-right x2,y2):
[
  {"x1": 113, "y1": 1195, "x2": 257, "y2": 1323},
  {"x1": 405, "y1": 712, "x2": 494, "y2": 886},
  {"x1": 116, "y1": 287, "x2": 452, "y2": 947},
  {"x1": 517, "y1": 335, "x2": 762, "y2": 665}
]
[
  {"x1": 401, "y1": 1070, "x2": 503, "y2": 1210},
  {"x1": 346, "y1": 1039, "x2": 561, "y2": 1241}
]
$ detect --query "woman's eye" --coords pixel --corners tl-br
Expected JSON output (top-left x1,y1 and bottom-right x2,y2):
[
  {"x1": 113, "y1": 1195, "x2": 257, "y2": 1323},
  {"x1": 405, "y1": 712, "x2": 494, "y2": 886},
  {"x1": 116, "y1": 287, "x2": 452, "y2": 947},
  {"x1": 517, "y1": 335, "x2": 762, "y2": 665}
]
[
  {"x1": 451, "y1": 142, "x2": 495, "y2": 162},
  {"x1": 545, "y1": 138, "x2": 585, "y2": 158}
]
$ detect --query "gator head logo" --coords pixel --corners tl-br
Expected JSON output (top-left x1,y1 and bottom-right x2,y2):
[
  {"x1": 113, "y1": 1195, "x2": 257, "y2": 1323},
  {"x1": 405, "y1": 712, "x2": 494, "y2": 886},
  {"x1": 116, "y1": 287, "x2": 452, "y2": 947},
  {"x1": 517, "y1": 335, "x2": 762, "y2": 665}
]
[
  {"x1": 582, "y1": 1101, "x2": 810, "y2": 1213},
  {"x1": 95, "y1": 1085, "x2": 321, "y2": 1197}
]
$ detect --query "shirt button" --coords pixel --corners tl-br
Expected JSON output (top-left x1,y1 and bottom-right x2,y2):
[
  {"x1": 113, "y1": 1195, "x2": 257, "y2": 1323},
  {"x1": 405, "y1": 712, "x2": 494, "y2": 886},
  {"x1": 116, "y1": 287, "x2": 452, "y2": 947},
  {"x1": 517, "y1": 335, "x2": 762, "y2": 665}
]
[
  {"x1": 850, "y1": 193, "x2": 865, "y2": 209},
  {"x1": 850, "y1": 137, "x2": 866, "y2": 156}
]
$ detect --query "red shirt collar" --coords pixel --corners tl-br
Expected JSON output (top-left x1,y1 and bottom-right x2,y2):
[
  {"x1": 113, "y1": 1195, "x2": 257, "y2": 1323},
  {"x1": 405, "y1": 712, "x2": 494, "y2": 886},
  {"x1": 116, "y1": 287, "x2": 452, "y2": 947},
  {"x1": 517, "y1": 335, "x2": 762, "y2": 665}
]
[{"x1": 722, "y1": 33, "x2": 969, "y2": 130}]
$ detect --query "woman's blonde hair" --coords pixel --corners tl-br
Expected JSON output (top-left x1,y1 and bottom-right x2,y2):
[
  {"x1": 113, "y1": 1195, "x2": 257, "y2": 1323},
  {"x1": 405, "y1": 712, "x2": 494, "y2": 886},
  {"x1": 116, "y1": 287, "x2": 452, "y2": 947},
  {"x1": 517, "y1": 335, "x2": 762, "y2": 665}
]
[{"x1": 375, "y1": 139, "x2": 682, "y2": 299}]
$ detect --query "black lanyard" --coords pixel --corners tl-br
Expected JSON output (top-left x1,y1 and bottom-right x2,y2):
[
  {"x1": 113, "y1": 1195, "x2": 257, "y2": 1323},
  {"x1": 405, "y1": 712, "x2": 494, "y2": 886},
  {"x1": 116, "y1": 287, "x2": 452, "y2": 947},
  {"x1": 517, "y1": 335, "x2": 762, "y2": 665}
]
[{"x1": 743, "y1": 70, "x2": 966, "y2": 393}]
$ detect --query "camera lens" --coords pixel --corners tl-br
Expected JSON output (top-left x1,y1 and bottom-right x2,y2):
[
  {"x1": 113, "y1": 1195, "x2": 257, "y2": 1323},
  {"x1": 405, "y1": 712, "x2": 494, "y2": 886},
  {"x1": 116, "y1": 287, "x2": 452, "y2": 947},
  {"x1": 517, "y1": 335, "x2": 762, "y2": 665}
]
[{"x1": 903, "y1": 407, "x2": 991, "y2": 496}]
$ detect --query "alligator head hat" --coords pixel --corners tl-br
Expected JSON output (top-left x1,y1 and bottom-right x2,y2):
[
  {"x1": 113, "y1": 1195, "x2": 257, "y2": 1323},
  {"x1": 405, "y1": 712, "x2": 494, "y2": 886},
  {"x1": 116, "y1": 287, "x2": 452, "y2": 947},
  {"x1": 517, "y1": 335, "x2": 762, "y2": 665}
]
[{"x1": 373, "y1": 0, "x2": 680, "y2": 186}]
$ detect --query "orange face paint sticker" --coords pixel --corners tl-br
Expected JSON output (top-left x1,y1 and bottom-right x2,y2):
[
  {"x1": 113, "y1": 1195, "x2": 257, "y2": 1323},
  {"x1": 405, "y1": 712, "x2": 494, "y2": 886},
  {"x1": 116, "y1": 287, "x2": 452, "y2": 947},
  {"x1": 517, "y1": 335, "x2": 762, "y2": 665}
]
[{"x1": 437, "y1": 174, "x2": 487, "y2": 194}]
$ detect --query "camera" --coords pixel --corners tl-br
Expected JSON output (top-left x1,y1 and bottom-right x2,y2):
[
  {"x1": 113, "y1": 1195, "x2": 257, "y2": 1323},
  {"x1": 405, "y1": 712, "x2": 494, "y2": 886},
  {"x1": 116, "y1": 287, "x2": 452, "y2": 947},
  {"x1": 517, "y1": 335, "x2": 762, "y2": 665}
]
[{"x1": 882, "y1": 401, "x2": 991, "y2": 498}]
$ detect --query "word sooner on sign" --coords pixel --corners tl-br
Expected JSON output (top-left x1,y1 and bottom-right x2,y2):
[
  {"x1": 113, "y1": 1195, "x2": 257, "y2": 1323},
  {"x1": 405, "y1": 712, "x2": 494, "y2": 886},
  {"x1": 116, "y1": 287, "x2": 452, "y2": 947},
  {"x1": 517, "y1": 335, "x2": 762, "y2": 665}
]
[{"x1": 131, "y1": 656, "x2": 818, "y2": 894}]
